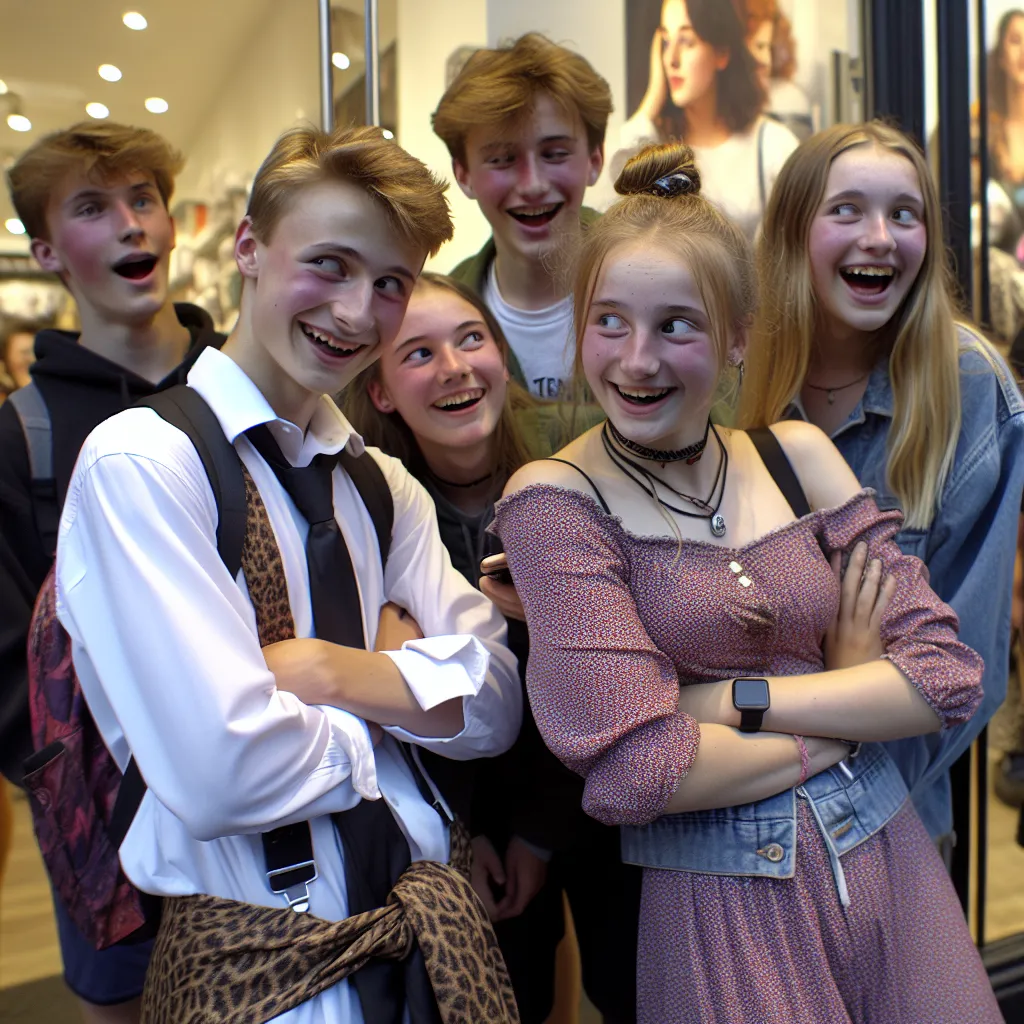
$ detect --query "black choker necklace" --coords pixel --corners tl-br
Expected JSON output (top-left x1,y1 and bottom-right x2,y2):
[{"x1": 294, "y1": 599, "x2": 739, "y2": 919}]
[
  {"x1": 607, "y1": 418, "x2": 710, "y2": 464},
  {"x1": 602, "y1": 421, "x2": 729, "y2": 537},
  {"x1": 427, "y1": 467, "x2": 495, "y2": 489}
]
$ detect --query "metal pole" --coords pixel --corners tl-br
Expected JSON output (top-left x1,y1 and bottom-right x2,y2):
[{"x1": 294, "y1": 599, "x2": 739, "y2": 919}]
[
  {"x1": 318, "y1": 0, "x2": 334, "y2": 131},
  {"x1": 365, "y1": 0, "x2": 380, "y2": 126},
  {"x1": 978, "y1": 0, "x2": 991, "y2": 329}
]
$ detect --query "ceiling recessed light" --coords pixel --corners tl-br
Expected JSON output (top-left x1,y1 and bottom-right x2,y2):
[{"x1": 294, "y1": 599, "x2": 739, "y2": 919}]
[
  {"x1": 98, "y1": 64, "x2": 122, "y2": 82},
  {"x1": 7, "y1": 114, "x2": 31, "y2": 132},
  {"x1": 332, "y1": 52, "x2": 351, "y2": 70},
  {"x1": 86, "y1": 102, "x2": 110, "y2": 119},
  {"x1": 5, "y1": 218, "x2": 25, "y2": 235},
  {"x1": 122, "y1": 11, "x2": 148, "y2": 30},
  {"x1": 144, "y1": 97, "x2": 168, "y2": 114},
  {"x1": 0, "y1": 80, "x2": 7, "y2": 95},
  {"x1": 382, "y1": 128, "x2": 394, "y2": 140}
]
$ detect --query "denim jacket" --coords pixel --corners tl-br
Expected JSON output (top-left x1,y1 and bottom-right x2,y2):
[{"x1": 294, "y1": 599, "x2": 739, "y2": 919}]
[
  {"x1": 787, "y1": 332, "x2": 1024, "y2": 839},
  {"x1": 621, "y1": 742, "x2": 905, "y2": 906}
]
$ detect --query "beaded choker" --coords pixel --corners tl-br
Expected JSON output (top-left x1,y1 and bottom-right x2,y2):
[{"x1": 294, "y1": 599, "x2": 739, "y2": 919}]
[{"x1": 606, "y1": 418, "x2": 710, "y2": 464}]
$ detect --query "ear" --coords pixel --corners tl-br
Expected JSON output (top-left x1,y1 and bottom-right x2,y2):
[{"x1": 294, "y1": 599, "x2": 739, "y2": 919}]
[
  {"x1": 728, "y1": 322, "x2": 749, "y2": 366},
  {"x1": 234, "y1": 217, "x2": 261, "y2": 280},
  {"x1": 587, "y1": 144, "x2": 605, "y2": 188},
  {"x1": 453, "y1": 157, "x2": 476, "y2": 200},
  {"x1": 30, "y1": 237, "x2": 65, "y2": 275},
  {"x1": 168, "y1": 214, "x2": 178, "y2": 252},
  {"x1": 367, "y1": 375, "x2": 397, "y2": 414}
]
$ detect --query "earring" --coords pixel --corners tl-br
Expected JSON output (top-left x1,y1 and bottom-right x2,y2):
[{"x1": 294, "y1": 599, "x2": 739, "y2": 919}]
[{"x1": 735, "y1": 359, "x2": 745, "y2": 390}]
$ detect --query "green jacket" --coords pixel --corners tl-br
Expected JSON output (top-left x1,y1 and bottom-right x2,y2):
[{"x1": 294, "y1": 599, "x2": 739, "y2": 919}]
[{"x1": 448, "y1": 207, "x2": 601, "y2": 391}]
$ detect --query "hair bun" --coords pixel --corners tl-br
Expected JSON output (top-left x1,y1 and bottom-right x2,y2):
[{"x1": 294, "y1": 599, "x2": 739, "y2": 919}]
[{"x1": 615, "y1": 142, "x2": 702, "y2": 199}]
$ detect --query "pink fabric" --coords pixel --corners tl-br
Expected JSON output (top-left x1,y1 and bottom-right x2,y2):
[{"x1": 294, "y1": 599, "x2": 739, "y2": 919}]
[{"x1": 492, "y1": 486, "x2": 997, "y2": 1023}]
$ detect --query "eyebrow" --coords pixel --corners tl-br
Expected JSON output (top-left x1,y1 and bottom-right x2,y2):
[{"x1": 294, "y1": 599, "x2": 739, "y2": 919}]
[
  {"x1": 63, "y1": 181, "x2": 156, "y2": 208},
  {"x1": 825, "y1": 188, "x2": 923, "y2": 206},
  {"x1": 478, "y1": 133, "x2": 577, "y2": 156},
  {"x1": 308, "y1": 243, "x2": 416, "y2": 282},
  {"x1": 395, "y1": 319, "x2": 486, "y2": 350}
]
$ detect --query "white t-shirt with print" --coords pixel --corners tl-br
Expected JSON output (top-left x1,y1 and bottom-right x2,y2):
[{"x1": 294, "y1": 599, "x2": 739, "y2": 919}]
[{"x1": 483, "y1": 261, "x2": 575, "y2": 399}]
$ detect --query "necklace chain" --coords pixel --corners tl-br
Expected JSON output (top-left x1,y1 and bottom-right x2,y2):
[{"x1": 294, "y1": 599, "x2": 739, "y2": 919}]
[
  {"x1": 426, "y1": 467, "x2": 495, "y2": 489},
  {"x1": 602, "y1": 422, "x2": 729, "y2": 535},
  {"x1": 805, "y1": 372, "x2": 870, "y2": 405}
]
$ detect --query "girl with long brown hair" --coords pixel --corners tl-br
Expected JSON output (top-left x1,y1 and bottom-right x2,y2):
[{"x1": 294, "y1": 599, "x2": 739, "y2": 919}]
[
  {"x1": 492, "y1": 140, "x2": 1000, "y2": 1022},
  {"x1": 741, "y1": 120, "x2": 1024, "y2": 855},
  {"x1": 344, "y1": 273, "x2": 639, "y2": 1024}
]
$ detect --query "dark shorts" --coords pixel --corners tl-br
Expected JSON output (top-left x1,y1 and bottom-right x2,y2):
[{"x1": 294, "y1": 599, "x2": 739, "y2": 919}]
[{"x1": 52, "y1": 895, "x2": 153, "y2": 1005}]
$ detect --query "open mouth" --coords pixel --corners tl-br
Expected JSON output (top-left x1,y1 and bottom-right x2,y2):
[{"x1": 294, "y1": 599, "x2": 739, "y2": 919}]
[
  {"x1": 300, "y1": 321, "x2": 363, "y2": 359},
  {"x1": 113, "y1": 253, "x2": 158, "y2": 280},
  {"x1": 433, "y1": 388, "x2": 485, "y2": 412},
  {"x1": 612, "y1": 384, "x2": 675, "y2": 406},
  {"x1": 839, "y1": 265, "x2": 895, "y2": 296},
  {"x1": 507, "y1": 202, "x2": 563, "y2": 228}
]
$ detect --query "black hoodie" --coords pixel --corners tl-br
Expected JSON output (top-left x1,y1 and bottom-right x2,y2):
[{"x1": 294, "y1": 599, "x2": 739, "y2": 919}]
[{"x1": 0, "y1": 303, "x2": 225, "y2": 783}]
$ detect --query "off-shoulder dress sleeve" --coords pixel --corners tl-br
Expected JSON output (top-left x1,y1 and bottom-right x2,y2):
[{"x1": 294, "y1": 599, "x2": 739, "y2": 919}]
[
  {"x1": 490, "y1": 484, "x2": 700, "y2": 827},
  {"x1": 816, "y1": 492, "x2": 984, "y2": 727}
]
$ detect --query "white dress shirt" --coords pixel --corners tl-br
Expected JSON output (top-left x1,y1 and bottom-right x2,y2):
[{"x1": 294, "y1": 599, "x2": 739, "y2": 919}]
[{"x1": 55, "y1": 348, "x2": 522, "y2": 1024}]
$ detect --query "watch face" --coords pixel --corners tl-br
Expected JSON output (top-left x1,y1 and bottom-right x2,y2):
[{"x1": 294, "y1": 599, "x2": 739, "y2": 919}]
[{"x1": 733, "y1": 678, "x2": 770, "y2": 711}]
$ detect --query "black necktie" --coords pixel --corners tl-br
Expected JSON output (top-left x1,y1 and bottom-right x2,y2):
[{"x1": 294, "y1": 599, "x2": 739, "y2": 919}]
[{"x1": 246, "y1": 424, "x2": 441, "y2": 1024}]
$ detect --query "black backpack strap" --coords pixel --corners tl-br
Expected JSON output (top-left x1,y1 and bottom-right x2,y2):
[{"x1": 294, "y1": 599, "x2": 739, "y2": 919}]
[
  {"x1": 107, "y1": 387, "x2": 248, "y2": 844},
  {"x1": 8, "y1": 383, "x2": 61, "y2": 558},
  {"x1": 339, "y1": 448, "x2": 394, "y2": 570},
  {"x1": 138, "y1": 386, "x2": 247, "y2": 578},
  {"x1": 747, "y1": 426, "x2": 812, "y2": 518}
]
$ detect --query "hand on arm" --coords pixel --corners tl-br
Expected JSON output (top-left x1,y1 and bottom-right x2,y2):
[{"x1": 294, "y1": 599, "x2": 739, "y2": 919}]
[
  {"x1": 263, "y1": 636, "x2": 465, "y2": 738},
  {"x1": 824, "y1": 541, "x2": 896, "y2": 671}
]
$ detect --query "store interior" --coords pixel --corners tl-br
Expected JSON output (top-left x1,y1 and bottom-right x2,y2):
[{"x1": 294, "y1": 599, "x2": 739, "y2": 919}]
[{"x1": 1, "y1": 0, "x2": 1024, "y2": 1019}]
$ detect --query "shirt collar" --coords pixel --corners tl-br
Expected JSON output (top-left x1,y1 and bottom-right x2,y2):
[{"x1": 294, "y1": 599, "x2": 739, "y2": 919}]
[{"x1": 185, "y1": 347, "x2": 365, "y2": 467}]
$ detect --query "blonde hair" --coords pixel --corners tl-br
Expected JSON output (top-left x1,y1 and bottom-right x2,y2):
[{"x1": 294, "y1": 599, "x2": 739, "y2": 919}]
[
  {"x1": 7, "y1": 121, "x2": 183, "y2": 241},
  {"x1": 739, "y1": 121, "x2": 963, "y2": 529},
  {"x1": 343, "y1": 273, "x2": 537, "y2": 486},
  {"x1": 432, "y1": 33, "x2": 613, "y2": 164},
  {"x1": 572, "y1": 141, "x2": 756, "y2": 386},
  {"x1": 247, "y1": 125, "x2": 452, "y2": 257}
]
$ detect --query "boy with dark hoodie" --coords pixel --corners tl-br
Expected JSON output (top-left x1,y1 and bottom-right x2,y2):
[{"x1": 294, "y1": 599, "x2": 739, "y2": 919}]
[
  {"x1": 0, "y1": 121, "x2": 223, "y2": 1023},
  {"x1": 432, "y1": 33, "x2": 611, "y2": 399}
]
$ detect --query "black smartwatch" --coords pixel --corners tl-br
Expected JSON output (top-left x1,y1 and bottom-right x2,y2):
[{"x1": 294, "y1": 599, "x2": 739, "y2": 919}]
[{"x1": 732, "y1": 677, "x2": 770, "y2": 733}]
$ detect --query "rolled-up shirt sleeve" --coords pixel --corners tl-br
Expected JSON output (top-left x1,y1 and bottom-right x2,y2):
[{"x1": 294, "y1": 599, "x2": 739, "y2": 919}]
[
  {"x1": 369, "y1": 449, "x2": 522, "y2": 760},
  {"x1": 56, "y1": 427, "x2": 372, "y2": 843}
]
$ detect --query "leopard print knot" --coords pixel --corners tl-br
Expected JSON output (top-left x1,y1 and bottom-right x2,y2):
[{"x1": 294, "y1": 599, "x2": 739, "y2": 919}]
[{"x1": 141, "y1": 855, "x2": 519, "y2": 1024}]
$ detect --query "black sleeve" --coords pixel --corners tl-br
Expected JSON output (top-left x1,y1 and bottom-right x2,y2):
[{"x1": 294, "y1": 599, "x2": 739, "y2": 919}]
[
  {"x1": 0, "y1": 399, "x2": 51, "y2": 785},
  {"x1": 470, "y1": 619, "x2": 587, "y2": 853}
]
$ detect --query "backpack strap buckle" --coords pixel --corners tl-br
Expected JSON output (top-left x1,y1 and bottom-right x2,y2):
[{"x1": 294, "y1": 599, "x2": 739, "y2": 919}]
[
  {"x1": 262, "y1": 823, "x2": 318, "y2": 913},
  {"x1": 266, "y1": 859, "x2": 318, "y2": 913}
]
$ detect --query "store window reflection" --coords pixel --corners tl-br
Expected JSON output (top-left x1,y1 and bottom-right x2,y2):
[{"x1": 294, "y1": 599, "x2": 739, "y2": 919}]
[{"x1": 981, "y1": 4, "x2": 1024, "y2": 953}]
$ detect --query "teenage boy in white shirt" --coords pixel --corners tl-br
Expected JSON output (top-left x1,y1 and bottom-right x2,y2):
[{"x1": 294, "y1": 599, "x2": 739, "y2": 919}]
[
  {"x1": 54, "y1": 125, "x2": 521, "y2": 1023},
  {"x1": 434, "y1": 33, "x2": 612, "y2": 400}
]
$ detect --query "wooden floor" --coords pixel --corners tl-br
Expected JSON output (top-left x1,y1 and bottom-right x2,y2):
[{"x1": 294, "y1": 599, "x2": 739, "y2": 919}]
[{"x1": 0, "y1": 788, "x2": 61, "y2": 990}]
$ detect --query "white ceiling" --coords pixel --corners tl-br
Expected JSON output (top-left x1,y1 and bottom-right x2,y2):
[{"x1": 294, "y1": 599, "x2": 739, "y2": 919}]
[{"x1": 0, "y1": 0, "x2": 280, "y2": 247}]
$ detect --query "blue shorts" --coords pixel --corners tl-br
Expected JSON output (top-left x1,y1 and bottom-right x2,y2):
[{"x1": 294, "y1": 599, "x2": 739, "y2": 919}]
[{"x1": 52, "y1": 895, "x2": 153, "y2": 1005}]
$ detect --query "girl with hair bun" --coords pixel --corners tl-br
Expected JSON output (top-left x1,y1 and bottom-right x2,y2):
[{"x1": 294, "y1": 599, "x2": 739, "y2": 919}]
[
  {"x1": 742, "y1": 121, "x2": 1024, "y2": 856},
  {"x1": 491, "y1": 141, "x2": 1001, "y2": 1022}
]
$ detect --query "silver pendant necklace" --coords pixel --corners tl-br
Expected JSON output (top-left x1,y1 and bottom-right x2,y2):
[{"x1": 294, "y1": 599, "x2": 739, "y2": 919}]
[{"x1": 602, "y1": 422, "x2": 729, "y2": 538}]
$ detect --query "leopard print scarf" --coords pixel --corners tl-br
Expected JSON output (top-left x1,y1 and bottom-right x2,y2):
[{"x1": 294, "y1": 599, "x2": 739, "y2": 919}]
[
  {"x1": 140, "y1": 470, "x2": 518, "y2": 1023},
  {"x1": 140, "y1": 821, "x2": 518, "y2": 1024}
]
